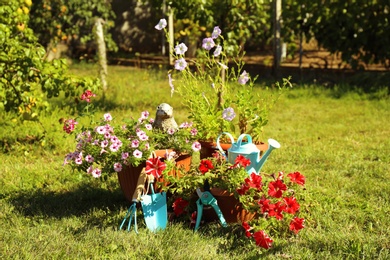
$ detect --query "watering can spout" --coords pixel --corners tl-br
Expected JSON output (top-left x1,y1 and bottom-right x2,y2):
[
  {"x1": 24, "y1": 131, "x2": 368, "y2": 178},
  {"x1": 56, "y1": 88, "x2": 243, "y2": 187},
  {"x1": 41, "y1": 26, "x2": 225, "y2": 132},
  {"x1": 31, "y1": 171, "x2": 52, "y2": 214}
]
[{"x1": 254, "y1": 139, "x2": 281, "y2": 173}]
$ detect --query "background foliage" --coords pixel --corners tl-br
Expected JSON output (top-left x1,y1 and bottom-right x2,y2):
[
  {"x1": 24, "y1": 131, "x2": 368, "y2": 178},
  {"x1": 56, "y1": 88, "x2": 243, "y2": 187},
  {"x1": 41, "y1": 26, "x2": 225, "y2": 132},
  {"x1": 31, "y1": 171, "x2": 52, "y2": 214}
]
[{"x1": 0, "y1": 0, "x2": 100, "y2": 122}]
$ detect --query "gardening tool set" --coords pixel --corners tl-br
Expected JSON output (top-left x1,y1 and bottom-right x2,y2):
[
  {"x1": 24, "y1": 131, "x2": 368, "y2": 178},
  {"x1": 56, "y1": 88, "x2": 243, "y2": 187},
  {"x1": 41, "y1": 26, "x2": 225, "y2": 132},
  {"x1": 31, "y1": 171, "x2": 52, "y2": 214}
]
[{"x1": 119, "y1": 135, "x2": 280, "y2": 233}]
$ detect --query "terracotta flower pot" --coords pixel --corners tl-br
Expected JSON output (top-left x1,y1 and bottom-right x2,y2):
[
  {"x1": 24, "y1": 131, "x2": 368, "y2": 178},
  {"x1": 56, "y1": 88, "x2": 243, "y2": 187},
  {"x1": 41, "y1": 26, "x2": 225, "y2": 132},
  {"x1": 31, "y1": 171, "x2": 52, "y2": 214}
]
[
  {"x1": 202, "y1": 188, "x2": 256, "y2": 224},
  {"x1": 199, "y1": 140, "x2": 268, "y2": 159},
  {"x1": 117, "y1": 164, "x2": 146, "y2": 203}
]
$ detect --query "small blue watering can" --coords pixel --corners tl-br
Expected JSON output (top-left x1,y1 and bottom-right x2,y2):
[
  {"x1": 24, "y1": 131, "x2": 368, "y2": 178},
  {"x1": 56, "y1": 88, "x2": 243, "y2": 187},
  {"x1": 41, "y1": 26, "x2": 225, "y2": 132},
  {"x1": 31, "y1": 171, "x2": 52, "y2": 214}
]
[{"x1": 216, "y1": 132, "x2": 281, "y2": 174}]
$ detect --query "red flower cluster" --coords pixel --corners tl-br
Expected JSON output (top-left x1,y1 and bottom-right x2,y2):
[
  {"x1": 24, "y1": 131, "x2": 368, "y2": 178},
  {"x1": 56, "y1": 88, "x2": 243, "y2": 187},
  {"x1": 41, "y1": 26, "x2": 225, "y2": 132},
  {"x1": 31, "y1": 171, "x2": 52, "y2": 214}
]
[
  {"x1": 80, "y1": 90, "x2": 96, "y2": 103},
  {"x1": 243, "y1": 222, "x2": 274, "y2": 249},
  {"x1": 238, "y1": 171, "x2": 305, "y2": 249},
  {"x1": 172, "y1": 197, "x2": 189, "y2": 216},
  {"x1": 63, "y1": 118, "x2": 78, "y2": 134},
  {"x1": 199, "y1": 159, "x2": 214, "y2": 174},
  {"x1": 237, "y1": 172, "x2": 262, "y2": 195}
]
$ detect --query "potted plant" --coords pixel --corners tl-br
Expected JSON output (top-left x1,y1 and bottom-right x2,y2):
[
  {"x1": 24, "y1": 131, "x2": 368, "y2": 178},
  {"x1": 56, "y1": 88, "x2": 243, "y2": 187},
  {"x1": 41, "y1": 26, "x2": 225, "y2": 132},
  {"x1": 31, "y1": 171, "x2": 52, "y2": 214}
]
[
  {"x1": 155, "y1": 19, "x2": 291, "y2": 156},
  {"x1": 63, "y1": 91, "x2": 201, "y2": 201},
  {"x1": 162, "y1": 152, "x2": 306, "y2": 250}
]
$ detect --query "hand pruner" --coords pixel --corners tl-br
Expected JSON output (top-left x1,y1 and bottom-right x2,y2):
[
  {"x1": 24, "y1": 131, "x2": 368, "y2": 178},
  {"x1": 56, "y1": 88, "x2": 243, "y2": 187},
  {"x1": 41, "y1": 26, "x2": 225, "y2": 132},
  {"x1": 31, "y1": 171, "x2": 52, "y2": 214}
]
[{"x1": 194, "y1": 182, "x2": 227, "y2": 231}]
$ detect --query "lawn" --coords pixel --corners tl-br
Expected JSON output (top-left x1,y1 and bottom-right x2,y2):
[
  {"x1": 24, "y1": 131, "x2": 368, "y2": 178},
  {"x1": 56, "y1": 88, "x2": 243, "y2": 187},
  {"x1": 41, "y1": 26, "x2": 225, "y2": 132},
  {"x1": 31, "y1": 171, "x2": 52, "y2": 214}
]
[{"x1": 1, "y1": 64, "x2": 389, "y2": 259}]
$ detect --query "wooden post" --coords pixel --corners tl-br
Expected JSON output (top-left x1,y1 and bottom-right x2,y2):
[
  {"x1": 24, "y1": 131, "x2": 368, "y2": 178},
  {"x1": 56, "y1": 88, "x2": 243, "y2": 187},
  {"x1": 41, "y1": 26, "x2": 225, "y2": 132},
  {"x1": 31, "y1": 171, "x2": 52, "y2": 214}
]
[
  {"x1": 94, "y1": 18, "x2": 108, "y2": 92},
  {"x1": 273, "y1": 0, "x2": 282, "y2": 77},
  {"x1": 168, "y1": 7, "x2": 174, "y2": 65}
]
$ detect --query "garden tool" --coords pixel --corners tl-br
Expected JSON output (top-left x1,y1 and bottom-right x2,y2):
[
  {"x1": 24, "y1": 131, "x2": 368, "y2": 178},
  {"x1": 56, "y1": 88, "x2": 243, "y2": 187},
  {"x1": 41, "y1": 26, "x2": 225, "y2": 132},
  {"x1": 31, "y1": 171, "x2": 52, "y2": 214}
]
[
  {"x1": 194, "y1": 181, "x2": 227, "y2": 231},
  {"x1": 119, "y1": 168, "x2": 147, "y2": 233},
  {"x1": 141, "y1": 174, "x2": 168, "y2": 232},
  {"x1": 216, "y1": 132, "x2": 281, "y2": 174}
]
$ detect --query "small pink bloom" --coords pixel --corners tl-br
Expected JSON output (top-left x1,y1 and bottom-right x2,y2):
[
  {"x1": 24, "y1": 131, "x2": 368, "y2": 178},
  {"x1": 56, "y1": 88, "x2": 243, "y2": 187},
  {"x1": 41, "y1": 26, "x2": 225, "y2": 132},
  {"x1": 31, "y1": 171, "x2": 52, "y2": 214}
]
[
  {"x1": 121, "y1": 152, "x2": 129, "y2": 160},
  {"x1": 92, "y1": 168, "x2": 102, "y2": 178},
  {"x1": 131, "y1": 139, "x2": 140, "y2": 148},
  {"x1": 85, "y1": 155, "x2": 94, "y2": 163},
  {"x1": 192, "y1": 141, "x2": 201, "y2": 152},
  {"x1": 133, "y1": 149, "x2": 142, "y2": 158},
  {"x1": 104, "y1": 113, "x2": 112, "y2": 122},
  {"x1": 114, "y1": 162, "x2": 123, "y2": 172}
]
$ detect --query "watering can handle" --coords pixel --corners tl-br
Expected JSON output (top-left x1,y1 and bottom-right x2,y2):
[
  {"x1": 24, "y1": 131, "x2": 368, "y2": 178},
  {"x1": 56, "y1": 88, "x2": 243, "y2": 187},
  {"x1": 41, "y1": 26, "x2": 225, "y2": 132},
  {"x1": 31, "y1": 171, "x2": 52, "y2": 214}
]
[
  {"x1": 216, "y1": 132, "x2": 235, "y2": 157},
  {"x1": 236, "y1": 134, "x2": 253, "y2": 146}
]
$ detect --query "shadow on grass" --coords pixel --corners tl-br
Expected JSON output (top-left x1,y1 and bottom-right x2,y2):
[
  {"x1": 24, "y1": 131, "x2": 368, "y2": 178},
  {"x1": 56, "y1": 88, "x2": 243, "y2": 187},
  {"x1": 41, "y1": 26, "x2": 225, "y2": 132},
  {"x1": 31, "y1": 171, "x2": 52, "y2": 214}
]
[{"x1": 8, "y1": 183, "x2": 129, "y2": 220}]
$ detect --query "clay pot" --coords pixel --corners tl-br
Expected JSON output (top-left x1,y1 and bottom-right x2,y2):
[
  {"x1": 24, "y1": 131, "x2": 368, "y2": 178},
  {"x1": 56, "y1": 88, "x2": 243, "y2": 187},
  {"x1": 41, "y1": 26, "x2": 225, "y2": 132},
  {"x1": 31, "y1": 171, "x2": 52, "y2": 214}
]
[
  {"x1": 202, "y1": 188, "x2": 256, "y2": 224},
  {"x1": 117, "y1": 164, "x2": 146, "y2": 203}
]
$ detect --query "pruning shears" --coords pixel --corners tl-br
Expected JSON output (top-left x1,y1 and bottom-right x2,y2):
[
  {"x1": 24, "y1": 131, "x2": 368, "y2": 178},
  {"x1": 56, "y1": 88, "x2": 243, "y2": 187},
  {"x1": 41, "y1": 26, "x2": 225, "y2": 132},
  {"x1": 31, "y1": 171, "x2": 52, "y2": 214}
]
[{"x1": 194, "y1": 181, "x2": 227, "y2": 231}]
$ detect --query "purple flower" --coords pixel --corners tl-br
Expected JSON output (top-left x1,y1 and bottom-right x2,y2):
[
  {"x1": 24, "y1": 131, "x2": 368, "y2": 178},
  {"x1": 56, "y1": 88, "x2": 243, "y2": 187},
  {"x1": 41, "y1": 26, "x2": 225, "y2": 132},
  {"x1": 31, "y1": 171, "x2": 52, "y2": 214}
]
[
  {"x1": 140, "y1": 111, "x2": 149, "y2": 120},
  {"x1": 211, "y1": 26, "x2": 221, "y2": 39},
  {"x1": 104, "y1": 113, "x2": 112, "y2": 122},
  {"x1": 190, "y1": 128, "x2": 198, "y2": 136},
  {"x1": 131, "y1": 139, "x2": 140, "y2": 148},
  {"x1": 174, "y1": 58, "x2": 187, "y2": 71},
  {"x1": 192, "y1": 141, "x2": 202, "y2": 152},
  {"x1": 85, "y1": 155, "x2": 94, "y2": 163},
  {"x1": 222, "y1": 107, "x2": 236, "y2": 121},
  {"x1": 145, "y1": 124, "x2": 153, "y2": 130},
  {"x1": 155, "y1": 19, "x2": 167, "y2": 30},
  {"x1": 114, "y1": 162, "x2": 122, "y2": 172},
  {"x1": 92, "y1": 168, "x2": 102, "y2": 178},
  {"x1": 96, "y1": 126, "x2": 106, "y2": 135},
  {"x1": 238, "y1": 70, "x2": 250, "y2": 85},
  {"x1": 133, "y1": 149, "x2": 142, "y2": 158},
  {"x1": 174, "y1": 43, "x2": 188, "y2": 55},
  {"x1": 202, "y1": 37, "x2": 215, "y2": 50},
  {"x1": 121, "y1": 152, "x2": 129, "y2": 160},
  {"x1": 213, "y1": 45, "x2": 222, "y2": 57},
  {"x1": 101, "y1": 140, "x2": 109, "y2": 148}
]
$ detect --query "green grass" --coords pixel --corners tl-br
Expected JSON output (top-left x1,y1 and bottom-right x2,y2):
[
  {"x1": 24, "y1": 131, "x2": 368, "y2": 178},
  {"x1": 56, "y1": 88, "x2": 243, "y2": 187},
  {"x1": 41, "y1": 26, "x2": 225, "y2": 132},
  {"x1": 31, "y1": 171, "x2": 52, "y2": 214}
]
[{"x1": 1, "y1": 64, "x2": 389, "y2": 259}]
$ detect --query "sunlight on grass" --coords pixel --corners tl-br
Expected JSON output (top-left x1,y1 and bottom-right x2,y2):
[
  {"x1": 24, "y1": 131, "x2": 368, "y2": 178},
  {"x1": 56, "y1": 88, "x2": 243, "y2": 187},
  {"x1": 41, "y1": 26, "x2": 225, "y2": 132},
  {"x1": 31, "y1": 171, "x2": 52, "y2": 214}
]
[{"x1": 1, "y1": 64, "x2": 389, "y2": 259}]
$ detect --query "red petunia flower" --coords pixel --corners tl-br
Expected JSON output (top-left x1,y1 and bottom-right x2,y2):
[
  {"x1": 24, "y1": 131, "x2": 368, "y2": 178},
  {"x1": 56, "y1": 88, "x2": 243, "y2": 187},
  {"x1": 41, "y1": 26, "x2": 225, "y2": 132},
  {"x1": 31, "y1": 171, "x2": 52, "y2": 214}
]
[
  {"x1": 289, "y1": 217, "x2": 305, "y2": 234},
  {"x1": 199, "y1": 159, "x2": 214, "y2": 174},
  {"x1": 253, "y1": 230, "x2": 273, "y2": 249},
  {"x1": 172, "y1": 197, "x2": 189, "y2": 216},
  {"x1": 246, "y1": 172, "x2": 262, "y2": 190},
  {"x1": 268, "y1": 179, "x2": 287, "y2": 198},
  {"x1": 145, "y1": 157, "x2": 166, "y2": 178},
  {"x1": 236, "y1": 184, "x2": 250, "y2": 195},
  {"x1": 235, "y1": 154, "x2": 251, "y2": 167},
  {"x1": 80, "y1": 90, "x2": 96, "y2": 103},
  {"x1": 258, "y1": 197, "x2": 274, "y2": 214},
  {"x1": 242, "y1": 222, "x2": 252, "y2": 238},
  {"x1": 268, "y1": 201, "x2": 285, "y2": 220},
  {"x1": 287, "y1": 171, "x2": 305, "y2": 186},
  {"x1": 283, "y1": 196, "x2": 300, "y2": 214}
]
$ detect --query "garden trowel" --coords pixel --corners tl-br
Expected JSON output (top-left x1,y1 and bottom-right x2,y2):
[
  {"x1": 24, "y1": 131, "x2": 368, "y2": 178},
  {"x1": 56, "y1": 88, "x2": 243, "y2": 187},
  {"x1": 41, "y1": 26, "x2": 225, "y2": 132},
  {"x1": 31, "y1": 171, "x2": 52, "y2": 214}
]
[{"x1": 141, "y1": 174, "x2": 168, "y2": 232}]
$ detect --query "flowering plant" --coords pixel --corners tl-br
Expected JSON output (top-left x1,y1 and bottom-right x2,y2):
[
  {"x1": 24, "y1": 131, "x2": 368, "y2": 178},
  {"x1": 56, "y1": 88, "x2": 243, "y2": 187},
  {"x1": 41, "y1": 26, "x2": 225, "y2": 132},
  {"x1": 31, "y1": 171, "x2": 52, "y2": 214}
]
[
  {"x1": 63, "y1": 91, "x2": 201, "y2": 179},
  {"x1": 163, "y1": 152, "x2": 305, "y2": 250},
  {"x1": 155, "y1": 19, "x2": 291, "y2": 143},
  {"x1": 63, "y1": 107, "x2": 155, "y2": 178},
  {"x1": 152, "y1": 121, "x2": 201, "y2": 157}
]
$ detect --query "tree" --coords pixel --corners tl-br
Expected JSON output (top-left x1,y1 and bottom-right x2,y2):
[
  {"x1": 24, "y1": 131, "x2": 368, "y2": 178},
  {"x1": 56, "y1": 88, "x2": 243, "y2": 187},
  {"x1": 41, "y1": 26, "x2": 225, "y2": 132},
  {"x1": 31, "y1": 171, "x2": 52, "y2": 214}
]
[
  {"x1": 28, "y1": 0, "x2": 117, "y2": 59},
  {"x1": 0, "y1": 0, "x2": 99, "y2": 121},
  {"x1": 283, "y1": 0, "x2": 390, "y2": 69}
]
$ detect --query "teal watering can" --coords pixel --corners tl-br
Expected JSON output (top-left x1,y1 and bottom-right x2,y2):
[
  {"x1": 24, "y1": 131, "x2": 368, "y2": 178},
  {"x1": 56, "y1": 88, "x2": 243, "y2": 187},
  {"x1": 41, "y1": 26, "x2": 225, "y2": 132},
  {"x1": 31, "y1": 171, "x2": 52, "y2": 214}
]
[{"x1": 216, "y1": 132, "x2": 281, "y2": 174}]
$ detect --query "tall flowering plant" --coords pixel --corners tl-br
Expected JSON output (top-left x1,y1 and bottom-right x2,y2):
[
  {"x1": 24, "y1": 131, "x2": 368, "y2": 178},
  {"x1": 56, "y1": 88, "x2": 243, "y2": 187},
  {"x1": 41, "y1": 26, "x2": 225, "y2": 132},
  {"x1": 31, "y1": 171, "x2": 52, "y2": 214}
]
[
  {"x1": 155, "y1": 19, "x2": 291, "y2": 142},
  {"x1": 162, "y1": 153, "x2": 305, "y2": 250}
]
